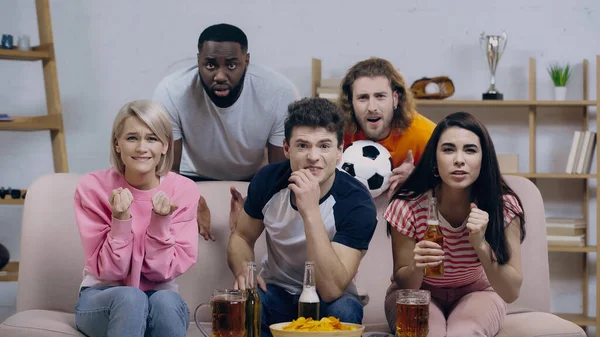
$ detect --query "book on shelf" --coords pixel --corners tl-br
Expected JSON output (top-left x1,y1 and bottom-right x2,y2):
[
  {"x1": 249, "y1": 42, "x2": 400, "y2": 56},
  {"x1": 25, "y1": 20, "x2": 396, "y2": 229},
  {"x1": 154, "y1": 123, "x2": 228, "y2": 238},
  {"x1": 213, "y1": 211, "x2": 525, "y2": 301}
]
[
  {"x1": 316, "y1": 86, "x2": 340, "y2": 100},
  {"x1": 546, "y1": 217, "x2": 586, "y2": 240},
  {"x1": 316, "y1": 79, "x2": 342, "y2": 100},
  {"x1": 547, "y1": 234, "x2": 586, "y2": 247},
  {"x1": 565, "y1": 130, "x2": 596, "y2": 174},
  {"x1": 547, "y1": 227, "x2": 586, "y2": 236},
  {"x1": 546, "y1": 217, "x2": 586, "y2": 226}
]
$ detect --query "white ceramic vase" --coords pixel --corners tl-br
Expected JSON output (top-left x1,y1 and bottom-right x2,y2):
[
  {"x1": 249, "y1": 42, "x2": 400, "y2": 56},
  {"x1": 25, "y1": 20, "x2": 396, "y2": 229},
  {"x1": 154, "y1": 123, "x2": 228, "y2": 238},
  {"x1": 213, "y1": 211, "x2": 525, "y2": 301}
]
[{"x1": 554, "y1": 86, "x2": 567, "y2": 101}]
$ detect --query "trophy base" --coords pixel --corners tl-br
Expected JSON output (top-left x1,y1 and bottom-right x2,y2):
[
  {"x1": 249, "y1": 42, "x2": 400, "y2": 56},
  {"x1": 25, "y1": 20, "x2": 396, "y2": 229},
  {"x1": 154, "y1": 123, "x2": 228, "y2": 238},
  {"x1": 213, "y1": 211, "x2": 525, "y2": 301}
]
[{"x1": 482, "y1": 92, "x2": 504, "y2": 100}]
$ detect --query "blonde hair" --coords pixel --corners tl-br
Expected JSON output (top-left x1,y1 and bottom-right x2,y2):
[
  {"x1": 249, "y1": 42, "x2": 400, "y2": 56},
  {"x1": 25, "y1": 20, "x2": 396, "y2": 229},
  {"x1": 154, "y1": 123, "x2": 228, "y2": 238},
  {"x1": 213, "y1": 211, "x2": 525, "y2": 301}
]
[
  {"x1": 110, "y1": 100, "x2": 174, "y2": 176},
  {"x1": 339, "y1": 57, "x2": 415, "y2": 135}
]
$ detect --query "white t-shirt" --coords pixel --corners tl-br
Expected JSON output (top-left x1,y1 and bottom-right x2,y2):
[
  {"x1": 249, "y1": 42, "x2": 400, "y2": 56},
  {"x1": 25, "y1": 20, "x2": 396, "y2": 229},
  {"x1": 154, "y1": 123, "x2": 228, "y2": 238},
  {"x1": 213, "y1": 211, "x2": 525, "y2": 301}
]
[{"x1": 153, "y1": 63, "x2": 300, "y2": 181}]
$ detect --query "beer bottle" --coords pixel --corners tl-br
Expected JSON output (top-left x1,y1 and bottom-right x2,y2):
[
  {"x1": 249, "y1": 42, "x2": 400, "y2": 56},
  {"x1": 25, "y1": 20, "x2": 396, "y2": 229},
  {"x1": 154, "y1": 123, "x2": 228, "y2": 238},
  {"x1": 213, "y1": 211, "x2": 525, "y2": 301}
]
[
  {"x1": 423, "y1": 197, "x2": 444, "y2": 277},
  {"x1": 298, "y1": 261, "x2": 320, "y2": 320},
  {"x1": 245, "y1": 261, "x2": 261, "y2": 337}
]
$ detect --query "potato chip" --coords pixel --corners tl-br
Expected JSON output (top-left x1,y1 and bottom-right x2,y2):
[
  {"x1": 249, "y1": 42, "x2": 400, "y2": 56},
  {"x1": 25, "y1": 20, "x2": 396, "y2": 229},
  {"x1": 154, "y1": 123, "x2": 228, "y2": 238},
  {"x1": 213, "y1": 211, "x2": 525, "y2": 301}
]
[{"x1": 282, "y1": 317, "x2": 357, "y2": 331}]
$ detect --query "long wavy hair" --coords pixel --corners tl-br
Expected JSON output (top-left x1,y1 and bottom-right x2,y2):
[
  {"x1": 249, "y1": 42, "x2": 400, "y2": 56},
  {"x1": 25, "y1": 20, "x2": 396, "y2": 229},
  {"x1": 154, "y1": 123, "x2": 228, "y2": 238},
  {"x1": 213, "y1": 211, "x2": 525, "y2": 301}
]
[
  {"x1": 339, "y1": 57, "x2": 416, "y2": 135},
  {"x1": 388, "y1": 112, "x2": 526, "y2": 265}
]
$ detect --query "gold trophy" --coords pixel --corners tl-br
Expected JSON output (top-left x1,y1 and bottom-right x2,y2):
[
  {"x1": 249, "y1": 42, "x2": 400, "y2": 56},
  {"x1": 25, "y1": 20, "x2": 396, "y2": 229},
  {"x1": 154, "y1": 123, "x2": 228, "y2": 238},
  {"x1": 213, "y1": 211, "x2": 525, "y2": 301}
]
[{"x1": 480, "y1": 31, "x2": 507, "y2": 100}]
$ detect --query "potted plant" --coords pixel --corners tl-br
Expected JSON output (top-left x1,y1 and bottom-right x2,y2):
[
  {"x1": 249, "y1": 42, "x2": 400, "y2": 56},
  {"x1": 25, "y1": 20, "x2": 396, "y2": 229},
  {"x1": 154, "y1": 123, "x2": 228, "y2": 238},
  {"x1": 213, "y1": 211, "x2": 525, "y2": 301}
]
[{"x1": 547, "y1": 63, "x2": 571, "y2": 100}]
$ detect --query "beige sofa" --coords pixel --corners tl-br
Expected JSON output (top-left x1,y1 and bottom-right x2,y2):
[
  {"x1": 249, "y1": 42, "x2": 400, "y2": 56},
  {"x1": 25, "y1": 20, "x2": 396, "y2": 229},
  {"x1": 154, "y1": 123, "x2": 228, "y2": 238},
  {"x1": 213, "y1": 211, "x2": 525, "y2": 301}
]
[{"x1": 0, "y1": 173, "x2": 586, "y2": 337}]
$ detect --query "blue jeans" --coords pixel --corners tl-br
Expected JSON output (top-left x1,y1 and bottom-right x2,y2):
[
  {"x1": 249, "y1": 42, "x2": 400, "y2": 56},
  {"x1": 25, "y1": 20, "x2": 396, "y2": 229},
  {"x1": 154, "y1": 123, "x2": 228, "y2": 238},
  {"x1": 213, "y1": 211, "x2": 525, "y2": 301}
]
[
  {"x1": 75, "y1": 286, "x2": 190, "y2": 337},
  {"x1": 258, "y1": 284, "x2": 363, "y2": 337}
]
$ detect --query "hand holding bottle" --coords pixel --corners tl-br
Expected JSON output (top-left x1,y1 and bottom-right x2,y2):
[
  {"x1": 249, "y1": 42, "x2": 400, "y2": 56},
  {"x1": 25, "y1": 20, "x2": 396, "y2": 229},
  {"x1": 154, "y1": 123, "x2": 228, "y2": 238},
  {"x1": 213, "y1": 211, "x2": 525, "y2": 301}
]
[
  {"x1": 421, "y1": 197, "x2": 444, "y2": 277},
  {"x1": 233, "y1": 263, "x2": 266, "y2": 291},
  {"x1": 413, "y1": 240, "x2": 444, "y2": 270}
]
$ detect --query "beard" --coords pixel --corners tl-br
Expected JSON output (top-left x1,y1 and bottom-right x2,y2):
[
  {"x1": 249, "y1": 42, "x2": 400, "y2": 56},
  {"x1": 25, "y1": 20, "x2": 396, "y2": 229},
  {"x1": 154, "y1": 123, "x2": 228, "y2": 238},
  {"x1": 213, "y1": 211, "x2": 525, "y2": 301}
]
[{"x1": 200, "y1": 70, "x2": 247, "y2": 108}]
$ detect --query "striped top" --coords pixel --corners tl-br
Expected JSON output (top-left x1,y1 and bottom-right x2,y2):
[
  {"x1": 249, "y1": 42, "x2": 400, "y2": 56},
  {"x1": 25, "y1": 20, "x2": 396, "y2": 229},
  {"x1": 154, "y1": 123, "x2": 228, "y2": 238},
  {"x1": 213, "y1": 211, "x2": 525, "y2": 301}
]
[{"x1": 384, "y1": 190, "x2": 522, "y2": 288}]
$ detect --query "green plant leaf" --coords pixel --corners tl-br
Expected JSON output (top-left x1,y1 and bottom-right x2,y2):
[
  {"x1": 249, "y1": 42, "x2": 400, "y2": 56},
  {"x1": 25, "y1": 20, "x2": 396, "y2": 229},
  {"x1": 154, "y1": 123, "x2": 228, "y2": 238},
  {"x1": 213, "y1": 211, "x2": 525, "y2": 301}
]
[{"x1": 547, "y1": 62, "x2": 571, "y2": 86}]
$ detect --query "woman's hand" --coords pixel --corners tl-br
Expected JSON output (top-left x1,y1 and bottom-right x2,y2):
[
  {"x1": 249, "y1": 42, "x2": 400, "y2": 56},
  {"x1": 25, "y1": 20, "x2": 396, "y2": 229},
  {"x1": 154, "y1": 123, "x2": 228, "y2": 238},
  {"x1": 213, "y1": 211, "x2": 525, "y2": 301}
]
[
  {"x1": 413, "y1": 240, "x2": 443, "y2": 270},
  {"x1": 466, "y1": 203, "x2": 489, "y2": 250},
  {"x1": 109, "y1": 188, "x2": 133, "y2": 220},
  {"x1": 152, "y1": 191, "x2": 178, "y2": 216}
]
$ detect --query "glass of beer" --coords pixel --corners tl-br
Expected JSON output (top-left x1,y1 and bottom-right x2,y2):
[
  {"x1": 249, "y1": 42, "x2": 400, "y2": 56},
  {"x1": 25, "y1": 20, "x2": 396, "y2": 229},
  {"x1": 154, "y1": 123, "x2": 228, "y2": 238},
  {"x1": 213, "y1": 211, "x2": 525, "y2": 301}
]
[
  {"x1": 195, "y1": 289, "x2": 247, "y2": 337},
  {"x1": 396, "y1": 289, "x2": 430, "y2": 337}
]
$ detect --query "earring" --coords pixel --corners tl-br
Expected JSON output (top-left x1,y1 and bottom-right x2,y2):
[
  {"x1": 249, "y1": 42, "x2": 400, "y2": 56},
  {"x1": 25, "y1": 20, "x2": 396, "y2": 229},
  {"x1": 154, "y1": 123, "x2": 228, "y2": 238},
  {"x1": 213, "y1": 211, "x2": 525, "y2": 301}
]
[
  {"x1": 433, "y1": 165, "x2": 440, "y2": 178},
  {"x1": 393, "y1": 105, "x2": 398, "y2": 110}
]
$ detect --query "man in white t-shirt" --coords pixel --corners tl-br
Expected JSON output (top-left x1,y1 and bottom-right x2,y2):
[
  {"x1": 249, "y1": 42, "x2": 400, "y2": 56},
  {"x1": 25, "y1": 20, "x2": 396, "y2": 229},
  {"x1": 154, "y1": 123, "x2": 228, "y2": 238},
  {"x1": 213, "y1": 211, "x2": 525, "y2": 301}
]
[{"x1": 153, "y1": 23, "x2": 300, "y2": 241}]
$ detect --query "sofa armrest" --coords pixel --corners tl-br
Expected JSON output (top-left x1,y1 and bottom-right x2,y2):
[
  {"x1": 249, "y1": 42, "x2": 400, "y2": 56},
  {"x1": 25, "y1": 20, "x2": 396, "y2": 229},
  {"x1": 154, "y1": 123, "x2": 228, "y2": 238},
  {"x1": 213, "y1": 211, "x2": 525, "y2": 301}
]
[{"x1": 497, "y1": 312, "x2": 586, "y2": 337}]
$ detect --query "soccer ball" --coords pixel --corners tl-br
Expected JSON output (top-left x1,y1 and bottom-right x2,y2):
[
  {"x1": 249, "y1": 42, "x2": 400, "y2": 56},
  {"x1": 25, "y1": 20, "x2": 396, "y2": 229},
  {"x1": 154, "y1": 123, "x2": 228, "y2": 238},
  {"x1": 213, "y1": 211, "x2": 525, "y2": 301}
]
[{"x1": 338, "y1": 140, "x2": 393, "y2": 198}]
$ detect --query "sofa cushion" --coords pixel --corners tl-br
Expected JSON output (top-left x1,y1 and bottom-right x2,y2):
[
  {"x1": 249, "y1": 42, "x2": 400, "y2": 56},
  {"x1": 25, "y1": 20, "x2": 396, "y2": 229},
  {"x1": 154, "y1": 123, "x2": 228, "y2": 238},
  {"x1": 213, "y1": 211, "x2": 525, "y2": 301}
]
[
  {"x1": 0, "y1": 310, "x2": 83, "y2": 337},
  {"x1": 497, "y1": 312, "x2": 586, "y2": 337},
  {"x1": 0, "y1": 310, "x2": 218, "y2": 337}
]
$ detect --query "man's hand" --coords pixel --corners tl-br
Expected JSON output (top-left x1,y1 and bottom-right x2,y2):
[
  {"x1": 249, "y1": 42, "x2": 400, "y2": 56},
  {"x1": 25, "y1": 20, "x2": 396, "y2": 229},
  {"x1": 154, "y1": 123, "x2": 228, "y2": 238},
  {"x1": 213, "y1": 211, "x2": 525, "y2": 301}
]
[
  {"x1": 229, "y1": 186, "x2": 244, "y2": 232},
  {"x1": 233, "y1": 264, "x2": 267, "y2": 292},
  {"x1": 288, "y1": 169, "x2": 321, "y2": 216},
  {"x1": 387, "y1": 150, "x2": 414, "y2": 199},
  {"x1": 197, "y1": 195, "x2": 215, "y2": 241}
]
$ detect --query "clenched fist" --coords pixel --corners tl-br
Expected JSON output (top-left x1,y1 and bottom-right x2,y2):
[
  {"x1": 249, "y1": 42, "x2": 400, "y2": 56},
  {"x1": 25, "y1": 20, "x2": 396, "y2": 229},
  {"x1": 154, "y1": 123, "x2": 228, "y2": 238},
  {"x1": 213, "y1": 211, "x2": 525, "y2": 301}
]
[
  {"x1": 466, "y1": 203, "x2": 489, "y2": 250},
  {"x1": 152, "y1": 190, "x2": 178, "y2": 216},
  {"x1": 109, "y1": 188, "x2": 133, "y2": 220}
]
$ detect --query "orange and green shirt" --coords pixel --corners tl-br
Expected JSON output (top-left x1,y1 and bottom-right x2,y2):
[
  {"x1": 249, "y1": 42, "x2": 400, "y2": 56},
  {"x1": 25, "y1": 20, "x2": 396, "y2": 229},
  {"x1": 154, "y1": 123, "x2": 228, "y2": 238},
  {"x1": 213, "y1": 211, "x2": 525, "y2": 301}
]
[{"x1": 343, "y1": 112, "x2": 436, "y2": 168}]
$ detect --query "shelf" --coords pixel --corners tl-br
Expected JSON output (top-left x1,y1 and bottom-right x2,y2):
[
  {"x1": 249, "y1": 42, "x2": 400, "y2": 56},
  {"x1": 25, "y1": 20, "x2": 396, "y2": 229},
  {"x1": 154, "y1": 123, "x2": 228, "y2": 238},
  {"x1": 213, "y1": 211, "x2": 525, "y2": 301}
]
[
  {"x1": 0, "y1": 115, "x2": 63, "y2": 131},
  {"x1": 0, "y1": 261, "x2": 18, "y2": 282},
  {"x1": 0, "y1": 45, "x2": 51, "y2": 61},
  {"x1": 319, "y1": 94, "x2": 597, "y2": 107},
  {"x1": 554, "y1": 313, "x2": 596, "y2": 326},
  {"x1": 414, "y1": 100, "x2": 597, "y2": 107},
  {"x1": 0, "y1": 198, "x2": 24, "y2": 205},
  {"x1": 506, "y1": 173, "x2": 595, "y2": 179},
  {"x1": 548, "y1": 245, "x2": 596, "y2": 253}
]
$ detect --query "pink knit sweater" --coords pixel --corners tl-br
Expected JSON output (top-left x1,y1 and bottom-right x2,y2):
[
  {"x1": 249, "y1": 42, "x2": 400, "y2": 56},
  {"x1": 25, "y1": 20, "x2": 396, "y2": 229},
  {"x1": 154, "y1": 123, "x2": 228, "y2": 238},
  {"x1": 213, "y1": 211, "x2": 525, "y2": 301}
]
[{"x1": 74, "y1": 168, "x2": 199, "y2": 292}]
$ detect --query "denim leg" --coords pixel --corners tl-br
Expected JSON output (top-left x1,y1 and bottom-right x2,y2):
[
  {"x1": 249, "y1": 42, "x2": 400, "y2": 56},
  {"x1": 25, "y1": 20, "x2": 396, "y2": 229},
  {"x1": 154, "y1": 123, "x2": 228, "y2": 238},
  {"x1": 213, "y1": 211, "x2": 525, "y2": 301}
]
[
  {"x1": 321, "y1": 293, "x2": 363, "y2": 324},
  {"x1": 75, "y1": 286, "x2": 149, "y2": 337},
  {"x1": 144, "y1": 290, "x2": 190, "y2": 337},
  {"x1": 258, "y1": 284, "x2": 298, "y2": 337}
]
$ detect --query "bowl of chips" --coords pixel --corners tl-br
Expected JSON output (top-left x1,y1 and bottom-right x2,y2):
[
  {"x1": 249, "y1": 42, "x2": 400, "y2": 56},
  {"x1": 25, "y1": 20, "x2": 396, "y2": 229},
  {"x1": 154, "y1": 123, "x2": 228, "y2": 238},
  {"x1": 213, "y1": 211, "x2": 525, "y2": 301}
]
[{"x1": 270, "y1": 317, "x2": 365, "y2": 337}]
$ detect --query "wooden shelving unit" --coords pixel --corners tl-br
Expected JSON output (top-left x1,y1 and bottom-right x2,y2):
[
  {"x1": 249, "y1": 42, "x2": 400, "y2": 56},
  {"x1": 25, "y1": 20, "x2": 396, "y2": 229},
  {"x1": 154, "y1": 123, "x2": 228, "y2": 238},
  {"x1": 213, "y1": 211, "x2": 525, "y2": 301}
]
[
  {"x1": 0, "y1": 44, "x2": 51, "y2": 61},
  {"x1": 0, "y1": 262, "x2": 19, "y2": 282},
  {"x1": 0, "y1": 0, "x2": 68, "y2": 280},
  {"x1": 414, "y1": 100, "x2": 596, "y2": 107},
  {"x1": 0, "y1": 198, "x2": 25, "y2": 205},
  {"x1": 0, "y1": 115, "x2": 63, "y2": 131},
  {"x1": 549, "y1": 245, "x2": 597, "y2": 253},
  {"x1": 312, "y1": 56, "x2": 600, "y2": 328}
]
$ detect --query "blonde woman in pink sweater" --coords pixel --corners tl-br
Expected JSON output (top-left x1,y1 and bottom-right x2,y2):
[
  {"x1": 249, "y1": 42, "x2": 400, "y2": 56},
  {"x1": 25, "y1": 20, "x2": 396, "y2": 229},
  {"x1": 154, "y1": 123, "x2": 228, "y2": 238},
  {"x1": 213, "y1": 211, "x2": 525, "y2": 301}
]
[{"x1": 74, "y1": 100, "x2": 200, "y2": 337}]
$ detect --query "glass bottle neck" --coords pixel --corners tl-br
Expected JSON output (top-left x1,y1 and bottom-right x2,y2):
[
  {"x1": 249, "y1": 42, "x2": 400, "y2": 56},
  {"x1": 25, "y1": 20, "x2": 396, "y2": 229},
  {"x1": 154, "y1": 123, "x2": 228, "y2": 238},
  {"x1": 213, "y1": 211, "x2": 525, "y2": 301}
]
[
  {"x1": 303, "y1": 262, "x2": 316, "y2": 287},
  {"x1": 247, "y1": 262, "x2": 257, "y2": 289}
]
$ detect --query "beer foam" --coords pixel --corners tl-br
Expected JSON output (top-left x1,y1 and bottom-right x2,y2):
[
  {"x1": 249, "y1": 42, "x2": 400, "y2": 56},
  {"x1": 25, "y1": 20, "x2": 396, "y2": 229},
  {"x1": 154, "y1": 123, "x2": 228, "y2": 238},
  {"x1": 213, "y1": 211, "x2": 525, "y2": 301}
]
[
  {"x1": 299, "y1": 286, "x2": 320, "y2": 303},
  {"x1": 427, "y1": 220, "x2": 439, "y2": 226},
  {"x1": 397, "y1": 297, "x2": 428, "y2": 305}
]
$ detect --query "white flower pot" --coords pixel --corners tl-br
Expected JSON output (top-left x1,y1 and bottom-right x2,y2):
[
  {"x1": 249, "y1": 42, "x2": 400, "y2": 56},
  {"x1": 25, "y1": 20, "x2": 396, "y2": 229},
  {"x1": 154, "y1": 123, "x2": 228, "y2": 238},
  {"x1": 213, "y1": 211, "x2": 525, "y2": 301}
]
[{"x1": 554, "y1": 86, "x2": 567, "y2": 101}]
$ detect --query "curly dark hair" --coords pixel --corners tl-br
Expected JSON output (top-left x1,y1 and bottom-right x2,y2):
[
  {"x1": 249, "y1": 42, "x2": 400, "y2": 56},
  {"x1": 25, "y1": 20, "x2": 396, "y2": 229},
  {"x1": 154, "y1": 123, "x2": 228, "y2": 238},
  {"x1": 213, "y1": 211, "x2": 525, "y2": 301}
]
[
  {"x1": 285, "y1": 97, "x2": 345, "y2": 146},
  {"x1": 198, "y1": 23, "x2": 248, "y2": 52},
  {"x1": 339, "y1": 57, "x2": 416, "y2": 135}
]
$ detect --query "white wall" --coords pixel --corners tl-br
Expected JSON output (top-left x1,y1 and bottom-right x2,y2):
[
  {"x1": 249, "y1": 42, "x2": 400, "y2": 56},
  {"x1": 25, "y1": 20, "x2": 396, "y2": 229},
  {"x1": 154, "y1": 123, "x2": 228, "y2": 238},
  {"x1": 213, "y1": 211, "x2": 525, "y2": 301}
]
[{"x1": 1, "y1": 0, "x2": 599, "y2": 333}]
